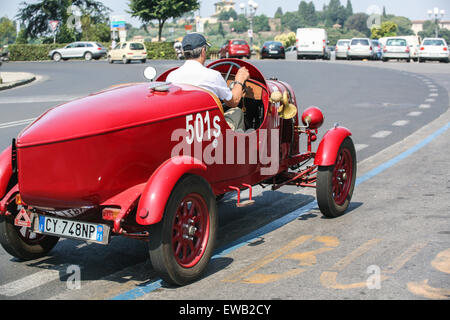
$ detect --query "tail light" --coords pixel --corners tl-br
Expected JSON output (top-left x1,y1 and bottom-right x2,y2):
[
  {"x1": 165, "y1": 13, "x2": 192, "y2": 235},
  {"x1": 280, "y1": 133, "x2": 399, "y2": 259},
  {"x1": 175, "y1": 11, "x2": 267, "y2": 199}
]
[
  {"x1": 370, "y1": 46, "x2": 372, "y2": 50},
  {"x1": 335, "y1": 46, "x2": 338, "y2": 51},
  {"x1": 383, "y1": 48, "x2": 387, "y2": 53},
  {"x1": 347, "y1": 46, "x2": 350, "y2": 51},
  {"x1": 444, "y1": 47, "x2": 448, "y2": 51},
  {"x1": 406, "y1": 47, "x2": 410, "y2": 53},
  {"x1": 102, "y1": 207, "x2": 121, "y2": 221},
  {"x1": 97, "y1": 47, "x2": 102, "y2": 50},
  {"x1": 420, "y1": 47, "x2": 424, "y2": 51}
]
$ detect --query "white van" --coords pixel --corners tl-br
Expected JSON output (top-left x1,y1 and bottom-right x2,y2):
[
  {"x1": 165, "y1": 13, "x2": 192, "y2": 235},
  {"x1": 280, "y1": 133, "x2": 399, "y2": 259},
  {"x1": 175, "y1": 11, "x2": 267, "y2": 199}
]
[{"x1": 296, "y1": 28, "x2": 329, "y2": 60}]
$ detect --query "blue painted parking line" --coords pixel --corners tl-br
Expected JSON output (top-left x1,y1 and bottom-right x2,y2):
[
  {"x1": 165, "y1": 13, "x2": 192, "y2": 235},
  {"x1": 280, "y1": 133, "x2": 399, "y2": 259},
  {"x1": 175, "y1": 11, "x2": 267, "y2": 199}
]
[{"x1": 110, "y1": 121, "x2": 450, "y2": 300}]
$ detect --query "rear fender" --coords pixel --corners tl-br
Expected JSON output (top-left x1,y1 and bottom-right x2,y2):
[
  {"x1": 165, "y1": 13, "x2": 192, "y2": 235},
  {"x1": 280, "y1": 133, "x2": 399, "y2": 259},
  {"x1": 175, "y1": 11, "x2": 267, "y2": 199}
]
[
  {"x1": 136, "y1": 156, "x2": 207, "y2": 226},
  {"x1": 0, "y1": 146, "x2": 13, "y2": 201},
  {"x1": 314, "y1": 127, "x2": 352, "y2": 166}
]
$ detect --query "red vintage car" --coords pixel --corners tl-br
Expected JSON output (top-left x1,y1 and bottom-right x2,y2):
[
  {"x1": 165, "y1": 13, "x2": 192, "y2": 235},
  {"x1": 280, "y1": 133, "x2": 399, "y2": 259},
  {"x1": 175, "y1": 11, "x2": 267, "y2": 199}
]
[{"x1": 0, "y1": 59, "x2": 356, "y2": 286}]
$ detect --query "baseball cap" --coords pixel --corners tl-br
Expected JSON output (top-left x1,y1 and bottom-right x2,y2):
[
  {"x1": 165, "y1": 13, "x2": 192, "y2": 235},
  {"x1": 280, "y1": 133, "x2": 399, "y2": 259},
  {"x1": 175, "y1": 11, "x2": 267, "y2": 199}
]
[{"x1": 182, "y1": 33, "x2": 211, "y2": 51}]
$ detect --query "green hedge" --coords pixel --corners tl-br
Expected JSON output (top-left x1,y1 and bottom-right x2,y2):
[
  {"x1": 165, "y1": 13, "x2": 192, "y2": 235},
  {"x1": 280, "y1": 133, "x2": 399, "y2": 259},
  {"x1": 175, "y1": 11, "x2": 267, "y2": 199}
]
[
  {"x1": 9, "y1": 42, "x2": 178, "y2": 61},
  {"x1": 9, "y1": 42, "x2": 222, "y2": 61}
]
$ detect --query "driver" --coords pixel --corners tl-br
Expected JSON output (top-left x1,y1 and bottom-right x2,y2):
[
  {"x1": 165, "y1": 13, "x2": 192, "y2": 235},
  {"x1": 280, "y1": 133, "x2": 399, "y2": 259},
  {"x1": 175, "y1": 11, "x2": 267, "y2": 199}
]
[{"x1": 166, "y1": 33, "x2": 250, "y2": 131}]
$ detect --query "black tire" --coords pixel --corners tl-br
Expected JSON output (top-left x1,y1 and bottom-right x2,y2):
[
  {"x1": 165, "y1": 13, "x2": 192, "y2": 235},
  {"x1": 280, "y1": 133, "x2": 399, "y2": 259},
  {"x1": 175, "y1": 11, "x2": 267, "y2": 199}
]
[
  {"x1": 406, "y1": 59, "x2": 411, "y2": 63},
  {"x1": 316, "y1": 137, "x2": 357, "y2": 218},
  {"x1": 141, "y1": 59, "x2": 147, "y2": 63},
  {"x1": 84, "y1": 52, "x2": 93, "y2": 61},
  {"x1": 52, "y1": 52, "x2": 62, "y2": 62},
  {"x1": 108, "y1": 56, "x2": 113, "y2": 64},
  {"x1": 148, "y1": 175, "x2": 218, "y2": 286},
  {"x1": 0, "y1": 208, "x2": 59, "y2": 260},
  {"x1": 122, "y1": 56, "x2": 129, "y2": 64}
]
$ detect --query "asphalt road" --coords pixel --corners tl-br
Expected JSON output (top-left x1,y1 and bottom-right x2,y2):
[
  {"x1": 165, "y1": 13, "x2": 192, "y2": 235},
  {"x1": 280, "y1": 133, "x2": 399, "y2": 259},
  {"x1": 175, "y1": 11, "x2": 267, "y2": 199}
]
[{"x1": 0, "y1": 58, "x2": 449, "y2": 302}]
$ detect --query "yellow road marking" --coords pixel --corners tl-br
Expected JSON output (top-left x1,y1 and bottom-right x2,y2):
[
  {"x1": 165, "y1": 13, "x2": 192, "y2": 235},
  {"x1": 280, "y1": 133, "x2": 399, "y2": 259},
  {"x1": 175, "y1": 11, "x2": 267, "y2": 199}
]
[
  {"x1": 222, "y1": 235, "x2": 312, "y2": 283},
  {"x1": 384, "y1": 242, "x2": 428, "y2": 274},
  {"x1": 242, "y1": 269, "x2": 305, "y2": 284},
  {"x1": 284, "y1": 236, "x2": 340, "y2": 266},
  {"x1": 407, "y1": 280, "x2": 450, "y2": 299},
  {"x1": 431, "y1": 248, "x2": 450, "y2": 274}
]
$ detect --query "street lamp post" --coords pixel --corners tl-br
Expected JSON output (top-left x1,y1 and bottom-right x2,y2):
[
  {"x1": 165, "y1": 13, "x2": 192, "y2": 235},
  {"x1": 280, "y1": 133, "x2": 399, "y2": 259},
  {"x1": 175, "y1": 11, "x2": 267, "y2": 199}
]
[
  {"x1": 239, "y1": 1, "x2": 258, "y2": 54},
  {"x1": 428, "y1": 7, "x2": 445, "y2": 38}
]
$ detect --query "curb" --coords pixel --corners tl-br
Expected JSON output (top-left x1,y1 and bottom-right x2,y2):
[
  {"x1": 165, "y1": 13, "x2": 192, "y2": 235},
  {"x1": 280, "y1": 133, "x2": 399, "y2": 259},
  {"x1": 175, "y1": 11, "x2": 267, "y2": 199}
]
[{"x1": 0, "y1": 75, "x2": 36, "y2": 91}]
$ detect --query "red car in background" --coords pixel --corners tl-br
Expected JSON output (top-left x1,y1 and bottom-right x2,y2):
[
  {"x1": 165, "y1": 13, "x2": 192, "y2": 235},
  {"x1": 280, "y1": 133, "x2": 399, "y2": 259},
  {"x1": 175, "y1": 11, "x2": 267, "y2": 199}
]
[{"x1": 219, "y1": 39, "x2": 251, "y2": 59}]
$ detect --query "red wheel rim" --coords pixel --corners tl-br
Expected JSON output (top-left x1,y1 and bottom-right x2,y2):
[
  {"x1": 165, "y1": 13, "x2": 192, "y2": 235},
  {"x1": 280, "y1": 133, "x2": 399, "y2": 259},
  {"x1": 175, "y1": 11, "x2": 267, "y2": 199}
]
[
  {"x1": 332, "y1": 148, "x2": 353, "y2": 206},
  {"x1": 172, "y1": 193, "x2": 210, "y2": 268}
]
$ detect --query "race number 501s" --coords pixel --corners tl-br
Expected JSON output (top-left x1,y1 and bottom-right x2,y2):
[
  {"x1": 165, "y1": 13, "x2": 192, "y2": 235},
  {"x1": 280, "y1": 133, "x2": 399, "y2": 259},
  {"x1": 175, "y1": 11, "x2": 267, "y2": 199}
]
[{"x1": 185, "y1": 111, "x2": 220, "y2": 144}]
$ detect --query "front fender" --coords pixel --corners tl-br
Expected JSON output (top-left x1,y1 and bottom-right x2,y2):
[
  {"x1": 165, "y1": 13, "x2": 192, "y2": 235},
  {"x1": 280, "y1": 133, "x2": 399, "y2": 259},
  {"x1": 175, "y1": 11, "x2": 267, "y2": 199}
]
[
  {"x1": 0, "y1": 146, "x2": 13, "y2": 200},
  {"x1": 314, "y1": 127, "x2": 352, "y2": 166},
  {"x1": 136, "y1": 156, "x2": 207, "y2": 226}
]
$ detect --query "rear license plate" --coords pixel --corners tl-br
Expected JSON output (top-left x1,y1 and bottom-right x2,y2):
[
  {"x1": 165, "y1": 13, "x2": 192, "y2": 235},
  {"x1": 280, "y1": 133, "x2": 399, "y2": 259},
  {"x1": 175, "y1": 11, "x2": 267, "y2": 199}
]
[
  {"x1": 34, "y1": 215, "x2": 110, "y2": 244},
  {"x1": 237, "y1": 50, "x2": 245, "y2": 54},
  {"x1": 269, "y1": 50, "x2": 278, "y2": 54}
]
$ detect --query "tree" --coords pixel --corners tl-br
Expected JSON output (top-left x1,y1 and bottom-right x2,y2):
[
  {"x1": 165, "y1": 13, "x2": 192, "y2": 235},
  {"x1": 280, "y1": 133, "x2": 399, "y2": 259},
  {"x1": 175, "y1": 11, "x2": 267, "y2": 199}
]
[
  {"x1": 346, "y1": 0, "x2": 353, "y2": 17},
  {"x1": 16, "y1": 0, "x2": 111, "y2": 40},
  {"x1": 323, "y1": 0, "x2": 347, "y2": 27},
  {"x1": 371, "y1": 21, "x2": 397, "y2": 39},
  {"x1": 274, "y1": 7, "x2": 283, "y2": 19},
  {"x1": 345, "y1": 13, "x2": 370, "y2": 37},
  {"x1": 218, "y1": 8, "x2": 237, "y2": 21},
  {"x1": 298, "y1": 1, "x2": 318, "y2": 27},
  {"x1": 128, "y1": 0, "x2": 200, "y2": 41},
  {"x1": 385, "y1": 16, "x2": 414, "y2": 36},
  {"x1": 230, "y1": 14, "x2": 249, "y2": 33},
  {"x1": 0, "y1": 17, "x2": 17, "y2": 45},
  {"x1": 217, "y1": 22, "x2": 225, "y2": 38}
]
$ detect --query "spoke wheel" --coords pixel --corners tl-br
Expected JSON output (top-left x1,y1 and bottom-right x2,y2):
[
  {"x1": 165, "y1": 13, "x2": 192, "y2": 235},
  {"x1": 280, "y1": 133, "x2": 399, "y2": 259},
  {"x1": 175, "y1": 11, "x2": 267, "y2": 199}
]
[
  {"x1": 149, "y1": 175, "x2": 217, "y2": 286},
  {"x1": 316, "y1": 137, "x2": 356, "y2": 218},
  {"x1": 0, "y1": 206, "x2": 59, "y2": 260}
]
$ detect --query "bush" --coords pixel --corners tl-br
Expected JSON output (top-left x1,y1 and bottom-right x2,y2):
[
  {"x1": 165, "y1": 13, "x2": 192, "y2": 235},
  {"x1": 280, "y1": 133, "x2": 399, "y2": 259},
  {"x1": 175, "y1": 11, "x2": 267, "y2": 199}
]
[{"x1": 9, "y1": 42, "x2": 179, "y2": 61}]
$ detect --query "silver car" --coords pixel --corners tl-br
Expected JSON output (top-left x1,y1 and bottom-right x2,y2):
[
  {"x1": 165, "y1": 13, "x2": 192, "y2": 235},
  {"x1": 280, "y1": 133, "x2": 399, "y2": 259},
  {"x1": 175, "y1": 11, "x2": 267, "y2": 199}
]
[
  {"x1": 347, "y1": 38, "x2": 374, "y2": 60},
  {"x1": 382, "y1": 38, "x2": 411, "y2": 62},
  {"x1": 335, "y1": 39, "x2": 350, "y2": 60},
  {"x1": 49, "y1": 42, "x2": 107, "y2": 62},
  {"x1": 419, "y1": 38, "x2": 449, "y2": 63}
]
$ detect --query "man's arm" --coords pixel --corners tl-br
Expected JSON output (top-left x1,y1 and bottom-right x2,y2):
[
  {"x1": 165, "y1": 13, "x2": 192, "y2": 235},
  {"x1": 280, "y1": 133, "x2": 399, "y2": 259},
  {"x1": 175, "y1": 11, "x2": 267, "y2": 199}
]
[{"x1": 224, "y1": 67, "x2": 250, "y2": 108}]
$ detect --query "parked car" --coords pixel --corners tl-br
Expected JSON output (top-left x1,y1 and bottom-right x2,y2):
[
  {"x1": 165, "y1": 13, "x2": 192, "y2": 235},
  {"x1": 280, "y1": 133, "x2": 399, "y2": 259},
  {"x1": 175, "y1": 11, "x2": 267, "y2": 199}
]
[
  {"x1": 285, "y1": 46, "x2": 297, "y2": 60},
  {"x1": 371, "y1": 40, "x2": 382, "y2": 60},
  {"x1": 107, "y1": 41, "x2": 147, "y2": 64},
  {"x1": 49, "y1": 42, "x2": 107, "y2": 62},
  {"x1": 296, "y1": 28, "x2": 329, "y2": 60},
  {"x1": 347, "y1": 38, "x2": 375, "y2": 60},
  {"x1": 0, "y1": 59, "x2": 356, "y2": 286},
  {"x1": 335, "y1": 39, "x2": 350, "y2": 60},
  {"x1": 260, "y1": 41, "x2": 285, "y2": 59},
  {"x1": 401, "y1": 35, "x2": 421, "y2": 62},
  {"x1": 219, "y1": 39, "x2": 251, "y2": 59},
  {"x1": 0, "y1": 45, "x2": 9, "y2": 62},
  {"x1": 419, "y1": 38, "x2": 449, "y2": 63},
  {"x1": 382, "y1": 38, "x2": 411, "y2": 62}
]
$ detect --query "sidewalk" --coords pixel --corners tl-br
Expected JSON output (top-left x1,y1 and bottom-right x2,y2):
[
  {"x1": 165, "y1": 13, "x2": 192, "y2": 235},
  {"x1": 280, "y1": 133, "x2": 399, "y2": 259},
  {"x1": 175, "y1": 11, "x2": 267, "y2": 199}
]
[{"x1": 0, "y1": 72, "x2": 36, "y2": 91}]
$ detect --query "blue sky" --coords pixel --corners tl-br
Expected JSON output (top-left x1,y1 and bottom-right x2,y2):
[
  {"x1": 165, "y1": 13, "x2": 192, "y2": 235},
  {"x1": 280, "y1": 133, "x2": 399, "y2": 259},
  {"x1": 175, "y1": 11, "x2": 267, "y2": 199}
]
[{"x1": 1, "y1": 0, "x2": 449, "y2": 26}]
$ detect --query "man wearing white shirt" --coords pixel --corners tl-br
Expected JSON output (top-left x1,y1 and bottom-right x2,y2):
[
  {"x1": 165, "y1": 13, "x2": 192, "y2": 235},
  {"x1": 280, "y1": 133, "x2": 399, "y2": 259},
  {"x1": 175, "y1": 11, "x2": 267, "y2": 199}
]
[{"x1": 167, "y1": 33, "x2": 249, "y2": 131}]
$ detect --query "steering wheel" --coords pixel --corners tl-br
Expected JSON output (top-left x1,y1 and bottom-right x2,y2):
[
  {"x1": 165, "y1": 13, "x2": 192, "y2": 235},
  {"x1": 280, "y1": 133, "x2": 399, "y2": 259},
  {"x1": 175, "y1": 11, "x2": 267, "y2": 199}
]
[{"x1": 208, "y1": 61, "x2": 245, "y2": 85}]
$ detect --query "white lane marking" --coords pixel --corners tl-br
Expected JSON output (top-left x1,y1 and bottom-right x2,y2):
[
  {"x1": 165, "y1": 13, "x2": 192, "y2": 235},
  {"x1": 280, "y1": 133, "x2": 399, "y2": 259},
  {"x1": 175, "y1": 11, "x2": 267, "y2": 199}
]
[
  {"x1": 392, "y1": 120, "x2": 409, "y2": 126},
  {"x1": 0, "y1": 265, "x2": 70, "y2": 297},
  {"x1": 0, "y1": 118, "x2": 36, "y2": 129},
  {"x1": 0, "y1": 95, "x2": 81, "y2": 104},
  {"x1": 429, "y1": 93, "x2": 438, "y2": 97},
  {"x1": 355, "y1": 144, "x2": 369, "y2": 152},
  {"x1": 425, "y1": 98, "x2": 435, "y2": 103},
  {"x1": 429, "y1": 88, "x2": 438, "y2": 92},
  {"x1": 371, "y1": 130, "x2": 392, "y2": 138},
  {"x1": 408, "y1": 111, "x2": 422, "y2": 117},
  {"x1": 419, "y1": 104, "x2": 431, "y2": 109},
  {"x1": 428, "y1": 85, "x2": 436, "y2": 89}
]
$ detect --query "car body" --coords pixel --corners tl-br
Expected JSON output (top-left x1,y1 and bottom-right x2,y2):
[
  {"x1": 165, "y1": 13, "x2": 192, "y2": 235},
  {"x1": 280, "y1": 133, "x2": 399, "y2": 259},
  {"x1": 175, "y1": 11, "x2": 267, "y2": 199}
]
[
  {"x1": 285, "y1": 46, "x2": 297, "y2": 60},
  {"x1": 382, "y1": 38, "x2": 411, "y2": 62},
  {"x1": 335, "y1": 39, "x2": 350, "y2": 60},
  {"x1": 371, "y1": 40, "x2": 382, "y2": 60},
  {"x1": 0, "y1": 59, "x2": 356, "y2": 286},
  {"x1": 108, "y1": 41, "x2": 147, "y2": 64},
  {"x1": 49, "y1": 42, "x2": 107, "y2": 62},
  {"x1": 219, "y1": 39, "x2": 251, "y2": 59},
  {"x1": 260, "y1": 41, "x2": 285, "y2": 59},
  {"x1": 296, "y1": 28, "x2": 329, "y2": 60},
  {"x1": 419, "y1": 38, "x2": 449, "y2": 63},
  {"x1": 347, "y1": 38, "x2": 375, "y2": 60},
  {"x1": 401, "y1": 35, "x2": 421, "y2": 62}
]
